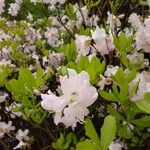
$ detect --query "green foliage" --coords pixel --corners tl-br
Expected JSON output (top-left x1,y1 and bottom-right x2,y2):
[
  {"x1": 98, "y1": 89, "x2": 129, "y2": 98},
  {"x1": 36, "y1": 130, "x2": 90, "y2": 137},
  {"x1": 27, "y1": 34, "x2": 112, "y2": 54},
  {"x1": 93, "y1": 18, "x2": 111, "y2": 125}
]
[
  {"x1": 100, "y1": 115, "x2": 117, "y2": 150},
  {"x1": 135, "y1": 93, "x2": 150, "y2": 114},
  {"x1": 68, "y1": 56, "x2": 105, "y2": 84},
  {"x1": 65, "y1": 4, "x2": 76, "y2": 20},
  {"x1": 5, "y1": 67, "x2": 51, "y2": 124},
  {"x1": 0, "y1": 65, "x2": 13, "y2": 86},
  {"x1": 57, "y1": 40, "x2": 77, "y2": 62},
  {"x1": 52, "y1": 133, "x2": 77, "y2": 150},
  {"x1": 100, "y1": 68, "x2": 137, "y2": 105},
  {"x1": 77, "y1": 116, "x2": 117, "y2": 150}
]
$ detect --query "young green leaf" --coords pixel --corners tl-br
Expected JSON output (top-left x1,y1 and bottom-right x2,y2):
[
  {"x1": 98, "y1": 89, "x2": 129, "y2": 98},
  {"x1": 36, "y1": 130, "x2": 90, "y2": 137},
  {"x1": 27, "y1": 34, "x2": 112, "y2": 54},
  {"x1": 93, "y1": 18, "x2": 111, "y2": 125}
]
[{"x1": 100, "y1": 115, "x2": 117, "y2": 150}]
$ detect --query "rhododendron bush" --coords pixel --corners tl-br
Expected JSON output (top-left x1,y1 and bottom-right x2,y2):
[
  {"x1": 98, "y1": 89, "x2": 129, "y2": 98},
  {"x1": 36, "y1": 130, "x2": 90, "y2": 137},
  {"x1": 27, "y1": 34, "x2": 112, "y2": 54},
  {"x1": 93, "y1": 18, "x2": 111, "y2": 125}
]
[{"x1": 0, "y1": 0, "x2": 150, "y2": 149}]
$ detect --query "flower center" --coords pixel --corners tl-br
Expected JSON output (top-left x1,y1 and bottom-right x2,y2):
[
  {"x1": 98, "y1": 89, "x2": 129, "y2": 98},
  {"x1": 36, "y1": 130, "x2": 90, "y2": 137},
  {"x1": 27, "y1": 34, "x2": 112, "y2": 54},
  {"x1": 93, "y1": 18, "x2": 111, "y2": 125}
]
[
  {"x1": 70, "y1": 92, "x2": 79, "y2": 105},
  {"x1": 84, "y1": 40, "x2": 91, "y2": 46}
]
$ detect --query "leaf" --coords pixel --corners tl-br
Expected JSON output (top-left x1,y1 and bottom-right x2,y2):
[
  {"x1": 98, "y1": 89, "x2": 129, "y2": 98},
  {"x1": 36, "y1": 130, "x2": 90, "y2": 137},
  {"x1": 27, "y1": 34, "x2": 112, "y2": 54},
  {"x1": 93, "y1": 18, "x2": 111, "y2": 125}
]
[
  {"x1": 107, "y1": 105, "x2": 124, "y2": 121},
  {"x1": 65, "y1": 3, "x2": 76, "y2": 20},
  {"x1": 77, "y1": 56, "x2": 89, "y2": 72},
  {"x1": 52, "y1": 133, "x2": 65, "y2": 150},
  {"x1": 76, "y1": 139, "x2": 98, "y2": 150},
  {"x1": 100, "y1": 115, "x2": 117, "y2": 150},
  {"x1": 99, "y1": 91, "x2": 117, "y2": 102},
  {"x1": 85, "y1": 119, "x2": 100, "y2": 146},
  {"x1": 131, "y1": 116, "x2": 150, "y2": 127},
  {"x1": 118, "y1": 124, "x2": 133, "y2": 140},
  {"x1": 135, "y1": 93, "x2": 150, "y2": 114},
  {"x1": 126, "y1": 70, "x2": 137, "y2": 83}
]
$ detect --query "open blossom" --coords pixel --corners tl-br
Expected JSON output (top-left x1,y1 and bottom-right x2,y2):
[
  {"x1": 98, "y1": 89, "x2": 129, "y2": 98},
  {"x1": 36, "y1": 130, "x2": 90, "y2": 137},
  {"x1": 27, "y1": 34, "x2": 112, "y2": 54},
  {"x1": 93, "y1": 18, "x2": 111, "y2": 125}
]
[
  {"x1": 43, "y1": 52, "x2": 64, "y2": 68},
  {"x1": 0, "y1": 121, "x2": 15, "y2": 139},
  {"x1": 75, "y1": 34, "x2": 93, "y2": 57},
  {"x1": 44, "y1": 27, "x2": 60, "y2": 47},
  {"x1": 109, "y1": 141, "x2": 123, "y2": 150},
  {"x1": 107, "y1": 12, "x2": 122, "y2": 30},
  {"x1": 5, "y1": 102, "x2": 22, "y2": 118},
  {"x1": 128, "y1": 13, "x2": 142, "y2": 29},
  {"x1": 8, "y1": 2, "x2": 21, "y2": 16},
  {"x1": 14, "y1": 129, "x2": 30, "y2": 149},
  {"x1": 92, "y1": 26, "x2": 115, "y2": 55},
  {"x1": 129, "y1": 14, "x2": 150, "y2": 53},
  {"x1": 130, "y1": 71, "x2": 150, "y2": 101},
  {"x1": 41, "y1": 69, "x2": 98, "y2": 128},
  {"x1": 104, "y1": 65, "x2": 119, "y2": 77},
  {"x1": 0, "y1": 0, "x2": 5, "y2": 15},
  {"x1": 135, "y1": 18, "x2": 150, "y2": 53},
  {"x1": 16, "y1": 129, "x2": 29, "y2": 141}
]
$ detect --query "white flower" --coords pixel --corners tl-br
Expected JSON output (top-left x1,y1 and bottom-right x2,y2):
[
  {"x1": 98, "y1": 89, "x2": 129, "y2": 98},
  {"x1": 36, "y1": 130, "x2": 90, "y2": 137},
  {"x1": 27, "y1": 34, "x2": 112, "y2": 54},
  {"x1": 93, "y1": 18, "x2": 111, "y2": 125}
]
[
  {"x1": 0, "y1": 0, "x2": 5, "y2": 15},
  {"x1": 135, "y1": 18, "x2": 150, "y2": 53},
  {"x1": 75, "y1": 34, "x2": 93, "y2": 57},
  {"x1": 109, "y1": 141, "x2": 123, "y2": 150},
  {"x1": 0, "y1": 121, "x2": 15, "y2": 138},
  {"x1": 8, "y1": 3, "x2": 21, "y2": 16},
  {"x1": 92, "y1": 26, "x2": 115, "y2": 55},
  {"x1": 5, "y1": 102, "x2": 22, "y2": 118},
  {"x1": 128, "y1": 13, "x2": 142, "y2": 29},
  {"x1": 107, "y1": 12, "x2": 122, "y2": 30},
  {"x1": 44, "y1": 27, "x2": 60, "y2": 47},
  {"x1": 16, "y1": 129, "x2": 29, "y2": 141},
  {"x1": 0, "y1": 93, "x2": 8, "y2": 103},
  {"x1": 74, "y1": 5, "x2": 89, "y2": 28},
  {"x1": 13, "y1": 141, "x2": 29, "y2": 150},
  {"x1": 41, "y1": 69, "x2": 98, "y2": 128},
  {"x1": 42, "y1": 0, "x2": 66, "y2": 5},
  {"x1": 27, "y1": 12, "x2": 33, "y2": 21},
  {"x1": 104, "y1": 65, "x2": 119, "y2": 77},
  {"x1": 130, "y1": 71, "x2": 150, "y2": 101}
]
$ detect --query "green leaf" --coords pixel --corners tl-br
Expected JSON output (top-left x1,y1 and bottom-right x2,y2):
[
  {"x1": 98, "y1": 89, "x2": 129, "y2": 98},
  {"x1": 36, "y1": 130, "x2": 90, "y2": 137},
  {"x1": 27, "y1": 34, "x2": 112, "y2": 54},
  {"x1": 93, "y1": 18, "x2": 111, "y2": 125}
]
[
  {"x1": 131, "y1": 116, "x2": 150, "y2": 127},
  {"x1": 65, "y1": 4, "x2": 76, "y2": 20},
  {"x1": 126, "y1": 70, "x2": 137, "y2": 83},
  {"x1": 99, "y1": 91, "x2": 117, "y2": 102},
  {"x1": 135, "y1": 93, "x2": 150, "y2": 114},
  {"x1": 100, "y1": 115, "x2": 117, "y2": 150},
  {"x1": 85, "y1": 119, "x2": 100, "y2": 146},
  {"x1": 52, "y1": 133, "x2": 65, "y2": 149},
  {"x1": 76, "y1": 139, "x2": 98, "y2": 150},
  {"x1": 107, "y1": 105, "x2": 124, "y2": 121},
  {"x1": 77, "y1": 56, "x2": 89, "y2": 72},
  {"x1": 118, "y1": 124, "x2": 133, "y2": 139}
]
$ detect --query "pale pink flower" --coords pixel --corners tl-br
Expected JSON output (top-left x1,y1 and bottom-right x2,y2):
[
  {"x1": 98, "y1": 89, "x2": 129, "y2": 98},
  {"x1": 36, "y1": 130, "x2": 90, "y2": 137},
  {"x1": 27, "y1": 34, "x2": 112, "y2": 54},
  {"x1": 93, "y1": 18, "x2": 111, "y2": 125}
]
[{"x1": 41, "y1": 69, "x2": 98, "y2": 128}]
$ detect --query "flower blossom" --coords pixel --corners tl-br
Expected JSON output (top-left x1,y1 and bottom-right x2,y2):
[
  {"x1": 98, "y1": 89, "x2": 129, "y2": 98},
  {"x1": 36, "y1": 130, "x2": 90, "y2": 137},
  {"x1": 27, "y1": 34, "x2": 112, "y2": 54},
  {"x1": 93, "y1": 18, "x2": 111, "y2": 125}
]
[
  {"x1": 0, "y1": 121, "x2": 15, "y2": 139},
  {"x1": 75, "y1": 34, "x2": 93, "y2": 58},
  {"x1": 92, "y1": 26, "x2": 115, "y2": 55},
  {"x1": 104, "y1": 65, "x2": 119, "y2": 77},
  {"x1": 109, "y1": 141, "x2": 123, "y2": 150},
  {"x1": 8, "y1": 1, "x2": 22, "y2": 16},
  {"x1": 44, "y1": 27, "x2": 60, "y2": 47},
  {"x1": 0, "y1": 0, "x2": 5, "y2": 15},
  {"x1": 41, "y1": 69, "x2": 98, "y2": 128},
  {"x1": 130, "y1": 71, "x2": 150, "y2": 101},
  {"x1": 129, "y1": 14, "x2": 150, "y2": 53}
]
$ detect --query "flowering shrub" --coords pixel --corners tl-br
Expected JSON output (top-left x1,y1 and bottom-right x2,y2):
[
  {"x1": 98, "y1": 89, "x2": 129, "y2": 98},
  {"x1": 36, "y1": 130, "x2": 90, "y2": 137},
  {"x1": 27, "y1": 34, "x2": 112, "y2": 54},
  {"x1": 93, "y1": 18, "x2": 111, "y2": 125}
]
[{"x1": 0, "y1": 0, "x2": 150, "y2": 150}]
